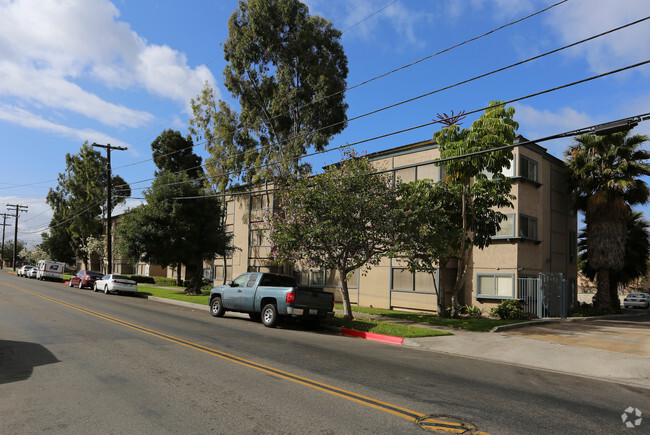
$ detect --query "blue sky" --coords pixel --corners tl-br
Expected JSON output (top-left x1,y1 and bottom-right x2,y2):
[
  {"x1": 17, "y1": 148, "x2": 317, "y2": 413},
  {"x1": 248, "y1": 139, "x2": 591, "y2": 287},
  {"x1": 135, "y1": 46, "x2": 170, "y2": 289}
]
[{"x1": 1, "y1": 0, "x2": 649, "y2": 246}]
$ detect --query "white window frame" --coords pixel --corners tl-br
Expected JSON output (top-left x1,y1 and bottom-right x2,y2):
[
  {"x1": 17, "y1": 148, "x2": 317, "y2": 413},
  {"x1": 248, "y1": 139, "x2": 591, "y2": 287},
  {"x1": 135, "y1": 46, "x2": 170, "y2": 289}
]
[{"x1": 476, "y1": 273, "x2": 515, "y2": 298}]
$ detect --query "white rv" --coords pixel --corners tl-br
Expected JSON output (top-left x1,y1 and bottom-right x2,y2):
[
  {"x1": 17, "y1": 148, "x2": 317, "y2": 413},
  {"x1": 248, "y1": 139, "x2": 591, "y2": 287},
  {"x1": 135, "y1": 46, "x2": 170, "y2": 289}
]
[{"x1": 36, "y1": 260, "x2": 65, "y2": 282}]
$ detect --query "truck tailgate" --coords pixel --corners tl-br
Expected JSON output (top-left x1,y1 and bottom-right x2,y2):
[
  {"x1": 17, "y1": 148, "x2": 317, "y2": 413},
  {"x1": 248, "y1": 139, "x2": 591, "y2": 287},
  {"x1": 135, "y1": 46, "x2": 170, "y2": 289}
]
[{"x1": 294, "y1": 289, "x2": 333, "y2": 310}]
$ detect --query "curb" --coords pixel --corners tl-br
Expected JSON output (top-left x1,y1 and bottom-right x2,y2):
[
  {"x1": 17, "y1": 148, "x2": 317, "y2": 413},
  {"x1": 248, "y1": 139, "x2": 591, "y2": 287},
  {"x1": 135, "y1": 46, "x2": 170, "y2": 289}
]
[
  {"x1": 147, "y1": 296, "x2": 209, "y2": 311},
  {"x1": 340, "y1": 328, "x2": 405, "y2": 345}
]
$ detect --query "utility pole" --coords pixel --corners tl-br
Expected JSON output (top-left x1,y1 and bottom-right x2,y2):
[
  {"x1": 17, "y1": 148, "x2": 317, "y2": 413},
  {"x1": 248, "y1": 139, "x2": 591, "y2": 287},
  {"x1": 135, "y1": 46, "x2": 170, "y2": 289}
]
[
  {"x1": 6, "y1": 204, "x2": 28, "y2": 270},
  {"x1": 0, "y1": 213, "x2": 12, "y2": 269},
  {"x1": 92, "y1": 143, "x2": 127, "y2": 274}
]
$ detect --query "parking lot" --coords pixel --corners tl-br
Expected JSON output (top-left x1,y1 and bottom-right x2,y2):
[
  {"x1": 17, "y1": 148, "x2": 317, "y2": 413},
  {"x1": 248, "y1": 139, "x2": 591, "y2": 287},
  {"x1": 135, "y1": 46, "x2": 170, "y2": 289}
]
[{"x1": 502, "y1": 309, "x2": 650, "y2": 357}]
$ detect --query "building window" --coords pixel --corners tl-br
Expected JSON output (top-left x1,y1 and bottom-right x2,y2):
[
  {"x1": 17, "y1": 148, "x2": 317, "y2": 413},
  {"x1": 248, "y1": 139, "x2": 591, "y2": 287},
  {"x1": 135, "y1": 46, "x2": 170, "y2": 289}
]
[
  {"x1": 390, "y1": 267, "x2": 435, "y2": 292},
  {"x1": 493, "y1": 213, "x2": 515, "y2": 238},
  {"x1": 481, "y1": 157, "x2": 515, "y2": 180},
  {"x1": 214, "y1": 265, "x2": 232, "y2": 283},
  {"x1": 394, "y1": 167, "x2": 416, "y2": 184},
  {"x1": 203, "y1": 267, "x2": 214, "y2": 281},
  {"x1": 416, "y1": 163, "x2": 439, "y2": 182},
  {"x1": 250, "y1": 194, "x2": 270, "y2": 211},
  {"x1": 569, "y1": 230, "x2": 577, "y2": 263},
  {"x1": 520, "y1": 156, "x2": 538, "y2": 182},
  {"x1": 477, "y1": 274, "x2": 514, "y2": 297},
  {"x1": 249, "y1": 229, "x2": 269, "y2": 247},
  {"x1": 519, "y1": 215, "x2": 538, "y2": 240}
]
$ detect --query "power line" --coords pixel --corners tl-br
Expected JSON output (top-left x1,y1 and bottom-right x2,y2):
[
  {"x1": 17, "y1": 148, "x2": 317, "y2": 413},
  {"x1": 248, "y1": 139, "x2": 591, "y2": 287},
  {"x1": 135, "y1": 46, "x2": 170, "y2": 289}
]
[
  {"x1": 117, "y1": 58, "x2": 650, "y2": 198},
  {"x1": 115, "y1": 12, "x2": 648, "y2": 193},
  {"x1": 170, "y1": 111, "x2": 650, "y2": 201},
  {"x1": 110, "y1": 0, "x2": 569, "y2": 174},
  {"x1": 341, "y1": 0, "x2": 399, "y2": 34}
]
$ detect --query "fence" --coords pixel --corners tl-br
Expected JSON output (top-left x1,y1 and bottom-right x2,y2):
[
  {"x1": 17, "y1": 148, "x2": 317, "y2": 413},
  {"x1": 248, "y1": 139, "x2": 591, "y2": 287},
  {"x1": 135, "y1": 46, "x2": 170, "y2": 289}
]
[{"x1": 518, "y1": 273, "x2": 568, "y2": 319}]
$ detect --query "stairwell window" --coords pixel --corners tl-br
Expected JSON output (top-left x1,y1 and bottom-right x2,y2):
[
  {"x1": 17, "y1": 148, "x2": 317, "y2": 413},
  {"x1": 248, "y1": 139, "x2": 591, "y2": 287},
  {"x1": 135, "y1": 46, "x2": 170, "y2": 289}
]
[
  {"x1": 519, "y1": 215, "x2": 538, "y2": 240},
  {"x1": 520, "y1": 156, "x2": 538, "y2": 182}
]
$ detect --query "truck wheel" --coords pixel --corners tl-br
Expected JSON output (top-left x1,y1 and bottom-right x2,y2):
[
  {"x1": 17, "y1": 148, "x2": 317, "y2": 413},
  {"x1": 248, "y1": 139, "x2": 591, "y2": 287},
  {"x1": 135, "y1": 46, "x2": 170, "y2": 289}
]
[
  {"x1": 261, "y1": 304, "x2": 278, "y2": 328},
  {"x1": 210, "y1": 297, "x2": 225, "y2": 317}
]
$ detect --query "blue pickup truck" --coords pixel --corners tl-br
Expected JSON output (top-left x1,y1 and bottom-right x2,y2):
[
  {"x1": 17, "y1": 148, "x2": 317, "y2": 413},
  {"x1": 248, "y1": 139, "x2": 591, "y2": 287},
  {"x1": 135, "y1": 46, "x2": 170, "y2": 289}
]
[{"x1": 209, "y1": 272, "x2": 335, "y2": 327}]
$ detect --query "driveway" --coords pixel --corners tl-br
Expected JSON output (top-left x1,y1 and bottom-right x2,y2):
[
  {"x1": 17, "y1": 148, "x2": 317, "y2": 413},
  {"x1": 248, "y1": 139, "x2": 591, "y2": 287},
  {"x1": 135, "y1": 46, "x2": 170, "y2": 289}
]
[{"x1": 501, "y1": 309, "x2": 650, "y2": 357}]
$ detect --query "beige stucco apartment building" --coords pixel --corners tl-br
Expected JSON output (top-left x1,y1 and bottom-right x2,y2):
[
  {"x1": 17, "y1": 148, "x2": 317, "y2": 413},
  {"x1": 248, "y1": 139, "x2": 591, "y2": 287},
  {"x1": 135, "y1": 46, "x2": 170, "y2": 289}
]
[{"x1": 209, "y1": 136, "x2": 578, "y2": 314}]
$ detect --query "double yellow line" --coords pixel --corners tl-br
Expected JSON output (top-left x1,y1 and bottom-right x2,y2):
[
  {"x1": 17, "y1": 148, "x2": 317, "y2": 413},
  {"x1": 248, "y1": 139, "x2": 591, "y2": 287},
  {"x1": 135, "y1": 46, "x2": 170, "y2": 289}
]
[{"x1": 8, "y1": 284, "x2": 435, "y2": 425}]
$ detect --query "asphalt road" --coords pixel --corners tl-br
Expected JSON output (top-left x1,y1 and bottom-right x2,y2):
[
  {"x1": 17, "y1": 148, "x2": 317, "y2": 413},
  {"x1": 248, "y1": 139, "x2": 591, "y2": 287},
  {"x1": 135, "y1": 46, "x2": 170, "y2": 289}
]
[{"x1": 1, "y1": 272, "x2": 647, "y2": 434}]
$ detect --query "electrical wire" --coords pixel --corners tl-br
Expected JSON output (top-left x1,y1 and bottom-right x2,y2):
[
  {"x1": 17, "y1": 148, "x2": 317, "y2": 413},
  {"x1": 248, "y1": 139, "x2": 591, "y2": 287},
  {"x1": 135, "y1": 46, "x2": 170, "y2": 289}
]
[{"x1": 110, "y1": 0, "x2": 568, "y2": 173}]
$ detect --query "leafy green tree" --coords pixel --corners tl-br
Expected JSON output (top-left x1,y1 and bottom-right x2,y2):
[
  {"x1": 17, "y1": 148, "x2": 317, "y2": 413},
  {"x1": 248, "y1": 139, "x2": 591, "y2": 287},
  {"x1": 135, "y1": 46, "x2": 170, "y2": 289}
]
[
  {"x1": 46, "y1": 143, "x2": 131, "y2": 267},
  {"x1": 190, "y1": 0, "x2": 348, "y2": 188},
  {"x1": 565, "y1": 130, "x2": 650, "y2": 312},
  {"x1": 151, "y1": 129, "x2": 203, "y2": 179},
  {"x1": 118, "y1": 135, "x2": 230, "y2": 294},
  {"x1": 394, "y1": 180, "x2": 464, "y2": 314},
  {"x1": 270, "y1": 151, "x2": 397, "y2": 319},
  {"x1": 118, "y1": 172, "x2": 229, "y2": 294},
  {"x1": 432, "y1": 102, "x2": 518, "y2": 316},
  {"x1": 2, "y1": 240, "x2": 26, "y2": 265},
  {"x1": 579, "y1": 212, "x2": 650, "y2": 308},
  {"x1": 40, "y1": 220, "x2": 76, "y2": 265}
]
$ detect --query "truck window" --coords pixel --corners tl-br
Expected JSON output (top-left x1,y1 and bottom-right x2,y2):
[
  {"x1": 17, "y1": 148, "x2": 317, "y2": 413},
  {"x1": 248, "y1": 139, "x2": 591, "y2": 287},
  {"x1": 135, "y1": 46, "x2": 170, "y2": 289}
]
[
  {"x1": 260, "y1": 274, "x2": 297, "y2": 287},
  {"x1": 232, "y1": 274, "x2": 248, "y2": 287},
  {"x1": 246, "y1": 274, "x2": 259, "y2": 288}
]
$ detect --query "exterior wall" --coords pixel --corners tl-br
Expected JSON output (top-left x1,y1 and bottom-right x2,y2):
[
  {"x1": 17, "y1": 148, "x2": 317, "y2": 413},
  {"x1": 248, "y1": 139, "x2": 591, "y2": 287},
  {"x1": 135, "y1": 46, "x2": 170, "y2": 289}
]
[{"x1": 209, "y1": 138, "x2": 578, "y2": 315}]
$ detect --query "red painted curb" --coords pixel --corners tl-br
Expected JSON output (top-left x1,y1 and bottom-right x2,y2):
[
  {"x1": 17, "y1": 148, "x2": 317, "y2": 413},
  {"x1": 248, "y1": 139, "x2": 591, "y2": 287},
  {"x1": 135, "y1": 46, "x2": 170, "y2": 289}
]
[{"x1": 341, "y1": 328, "x2": 404, "y2": 345}]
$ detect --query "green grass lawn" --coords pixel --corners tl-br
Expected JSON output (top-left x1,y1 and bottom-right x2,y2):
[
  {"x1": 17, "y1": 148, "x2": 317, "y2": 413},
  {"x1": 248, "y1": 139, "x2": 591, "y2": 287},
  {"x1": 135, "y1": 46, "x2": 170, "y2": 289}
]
[
  {"x1": 136, "y1": 286, "x2": 210, "y2": 305},
  {"x1": 336, "y1": 304, "x2": 530, "y2": 332}
]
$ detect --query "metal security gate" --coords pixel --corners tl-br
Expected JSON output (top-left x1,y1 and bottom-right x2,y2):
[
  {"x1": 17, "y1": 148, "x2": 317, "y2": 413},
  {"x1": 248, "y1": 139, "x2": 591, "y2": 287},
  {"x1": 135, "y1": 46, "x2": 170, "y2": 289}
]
[{"x1": 518, "y1": 273, "x2": 568, "y2": 319}]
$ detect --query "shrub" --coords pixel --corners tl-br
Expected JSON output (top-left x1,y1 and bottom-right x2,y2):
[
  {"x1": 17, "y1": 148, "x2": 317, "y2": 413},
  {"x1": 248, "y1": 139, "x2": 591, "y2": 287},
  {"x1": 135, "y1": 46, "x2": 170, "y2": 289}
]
[
  {"x1": 490, "y1": 299, "x2": 529, "y2": 320},
  {"x1": 129, "y1": 275, "x2": 156, "y2": 284},
  {"x1": 460, "y1": 305, "x2": 483, "y2": 318}
]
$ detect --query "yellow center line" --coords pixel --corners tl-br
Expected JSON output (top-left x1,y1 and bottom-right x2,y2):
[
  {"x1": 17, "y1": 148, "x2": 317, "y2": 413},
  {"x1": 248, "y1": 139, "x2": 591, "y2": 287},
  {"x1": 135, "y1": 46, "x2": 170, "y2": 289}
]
[{"x1": 7, "y1": 283, "x2": 428, "y2": 423}]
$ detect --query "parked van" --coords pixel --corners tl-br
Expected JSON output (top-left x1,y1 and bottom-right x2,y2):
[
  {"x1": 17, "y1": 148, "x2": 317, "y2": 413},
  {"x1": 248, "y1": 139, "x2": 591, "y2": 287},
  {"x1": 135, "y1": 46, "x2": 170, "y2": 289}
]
[{"x1": 36, "y1": 260, "x2": 65, "y2": 282}]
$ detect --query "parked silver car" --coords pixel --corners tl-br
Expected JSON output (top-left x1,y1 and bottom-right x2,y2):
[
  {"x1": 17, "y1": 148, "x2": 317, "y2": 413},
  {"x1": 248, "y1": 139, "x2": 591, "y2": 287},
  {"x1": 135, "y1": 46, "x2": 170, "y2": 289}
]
[{"x1": 623, "y1": 293, "x2": 650, "y2": 309}]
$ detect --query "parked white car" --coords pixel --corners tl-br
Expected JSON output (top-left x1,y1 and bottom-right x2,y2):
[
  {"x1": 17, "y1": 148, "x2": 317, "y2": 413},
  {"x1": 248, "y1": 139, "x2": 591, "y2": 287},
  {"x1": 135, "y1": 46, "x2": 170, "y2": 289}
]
[
  {"x1": 94, "y1": 274, "x2": 138, "y2": 295},
  {"x1": 623, "y1": 293, "x2": 650, "y2": 309},
  {"x1": 17, "y1": 265, "x2": 33, "y2": 277},
  {"x1": 27, "y1": 267, "x2": 39, "y2": 279}
]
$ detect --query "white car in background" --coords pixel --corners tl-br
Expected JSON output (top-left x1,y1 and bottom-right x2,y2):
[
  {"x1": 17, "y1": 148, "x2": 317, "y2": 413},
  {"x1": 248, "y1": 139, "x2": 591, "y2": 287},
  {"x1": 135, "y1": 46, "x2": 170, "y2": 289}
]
[
  {"x1": 94, "y1": 274, "x2": 138, "y2": 295},
  {"x1": 17, "y1": 265, "x2": 33, "y2": 277},
  {"x1": 623, "y1": 293, "x2": 650, "y2": 309},
  {"x1": 27, "y1": 267, "x2": 39, "y2": 279}
]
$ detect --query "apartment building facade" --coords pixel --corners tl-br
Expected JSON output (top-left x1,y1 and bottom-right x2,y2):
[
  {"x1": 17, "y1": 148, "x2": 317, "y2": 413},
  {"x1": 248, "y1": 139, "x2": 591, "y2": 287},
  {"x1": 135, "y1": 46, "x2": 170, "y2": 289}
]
[{"x1": 208, "y1": 136, "x2": 578, "y2": 314}]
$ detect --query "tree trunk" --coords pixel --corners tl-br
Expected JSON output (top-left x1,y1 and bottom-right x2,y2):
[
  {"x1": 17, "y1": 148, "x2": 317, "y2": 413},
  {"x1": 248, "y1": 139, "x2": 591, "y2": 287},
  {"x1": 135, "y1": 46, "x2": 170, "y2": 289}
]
[
  {"x1": 431, "y1": 268, "x2": 445, "y2": 316},
  {"x1": 608, "y1": 279, "x2": 620, "y2": 311},
  {"x1": 176, "y1": 262, "x2": 183, "y2": 287},
  {"x1": 339, "y1": 270, "x2": 353, "y2": 320},
  {"x1": 595, "y1": 268, "x2": 612, "y2": 312},
  {"x1": 184, "y1": 260, "x2": 204, "y2": 295}
]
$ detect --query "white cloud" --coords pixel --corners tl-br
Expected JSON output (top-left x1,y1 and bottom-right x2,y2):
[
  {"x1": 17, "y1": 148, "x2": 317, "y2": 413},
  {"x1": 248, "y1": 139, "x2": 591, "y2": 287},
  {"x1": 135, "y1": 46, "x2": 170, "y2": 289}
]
[
  {"x1": 0, "y1": 0, "x2": 218, "y2": 128},
  {"x1": 545, "y1": 0, "x2": 650, "y2": 73},
  {"x1": 513, "y1": 103, "x2": 597, "y2": 156},
  {"x1": 0, "y1": 103, "x2": 132, "y2": 150}
]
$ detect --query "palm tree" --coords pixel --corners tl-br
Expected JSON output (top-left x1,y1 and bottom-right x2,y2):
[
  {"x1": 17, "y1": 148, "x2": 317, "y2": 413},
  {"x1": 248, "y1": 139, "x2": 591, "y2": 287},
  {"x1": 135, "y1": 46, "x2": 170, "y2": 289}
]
[
  {"x1": 565, "y1": 129, "x2": 650, "y2": 312},
  {"x1": 578, "y1": 212, "x2": 650, "y2": 310}
]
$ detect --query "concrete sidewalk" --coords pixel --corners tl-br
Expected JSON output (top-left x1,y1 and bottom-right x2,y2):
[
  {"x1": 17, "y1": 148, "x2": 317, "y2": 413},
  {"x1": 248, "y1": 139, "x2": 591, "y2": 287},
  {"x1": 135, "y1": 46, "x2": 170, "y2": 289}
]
[{"x1": 150, "y1": 296, "x2": 650, "y2": 390}]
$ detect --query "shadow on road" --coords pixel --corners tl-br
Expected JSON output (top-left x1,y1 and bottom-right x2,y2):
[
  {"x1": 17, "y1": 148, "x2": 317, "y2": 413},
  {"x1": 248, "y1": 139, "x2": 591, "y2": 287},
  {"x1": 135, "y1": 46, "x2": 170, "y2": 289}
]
[{"x1": 0, "y1": 340, "x2": 59, "y2": 384}]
